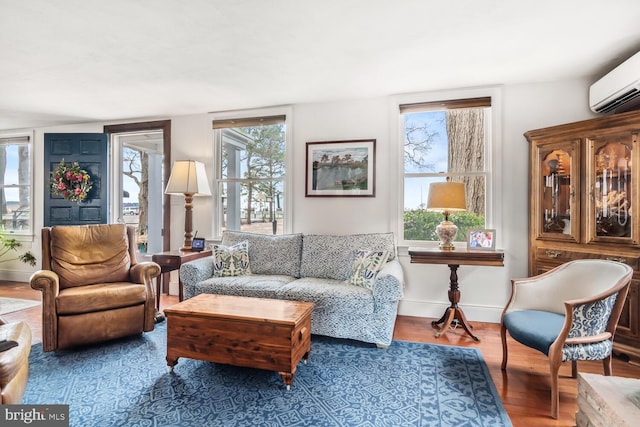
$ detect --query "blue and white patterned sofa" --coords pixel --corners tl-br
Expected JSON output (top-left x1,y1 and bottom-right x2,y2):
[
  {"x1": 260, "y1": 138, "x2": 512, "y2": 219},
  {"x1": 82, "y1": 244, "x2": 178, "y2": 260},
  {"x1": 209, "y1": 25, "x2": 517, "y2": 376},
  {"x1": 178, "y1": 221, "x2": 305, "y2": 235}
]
[{"x1": 180, "y1": 231, "x2": 404, "y2": 347}]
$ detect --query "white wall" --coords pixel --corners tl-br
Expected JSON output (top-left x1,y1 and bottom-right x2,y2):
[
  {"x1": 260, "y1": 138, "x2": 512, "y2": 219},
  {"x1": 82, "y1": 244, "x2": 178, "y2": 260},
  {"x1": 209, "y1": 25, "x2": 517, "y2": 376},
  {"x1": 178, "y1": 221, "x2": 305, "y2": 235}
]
[
  {"x1": 168, "y1": 114, "x2": 214, "y2": 252},
  {"x1": 1, "y1": 77, "x2": 598, "y2": 324},
  {"x1": 292, "y1": 98, "x2": 392, "y2": 234}
]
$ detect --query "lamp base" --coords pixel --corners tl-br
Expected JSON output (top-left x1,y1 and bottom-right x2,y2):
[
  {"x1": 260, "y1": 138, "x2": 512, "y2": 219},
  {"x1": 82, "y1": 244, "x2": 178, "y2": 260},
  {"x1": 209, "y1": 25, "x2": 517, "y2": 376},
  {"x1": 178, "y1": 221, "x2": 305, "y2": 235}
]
[{"x1": 436, "y1": 220, "x2": 458, "y2": 251}]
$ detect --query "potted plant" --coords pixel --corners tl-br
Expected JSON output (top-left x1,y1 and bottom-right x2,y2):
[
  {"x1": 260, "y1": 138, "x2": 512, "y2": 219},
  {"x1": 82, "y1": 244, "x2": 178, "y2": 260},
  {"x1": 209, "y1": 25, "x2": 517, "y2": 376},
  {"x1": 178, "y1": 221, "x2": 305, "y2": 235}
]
[{"x1": 0, "y1": 229, "x2": 36, "y2": 266}]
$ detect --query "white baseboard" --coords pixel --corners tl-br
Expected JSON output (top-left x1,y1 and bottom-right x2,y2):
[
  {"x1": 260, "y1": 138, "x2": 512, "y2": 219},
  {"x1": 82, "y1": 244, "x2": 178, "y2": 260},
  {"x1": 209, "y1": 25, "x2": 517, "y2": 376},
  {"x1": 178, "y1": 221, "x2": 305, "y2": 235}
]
[{"x1": 0, "y1": 269, "x2": 34, "y2": 283}]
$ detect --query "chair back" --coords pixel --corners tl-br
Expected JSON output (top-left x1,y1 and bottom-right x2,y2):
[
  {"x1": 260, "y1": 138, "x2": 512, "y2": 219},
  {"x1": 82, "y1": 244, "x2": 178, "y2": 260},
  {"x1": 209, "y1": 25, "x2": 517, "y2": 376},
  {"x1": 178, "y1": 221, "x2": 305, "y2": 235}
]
[
  {"x1": 519, "y1": 259, "x2": 632, "y2": 315},
  {"x1": 42, "y1": 224, "x2": 136, "y2": 289}
]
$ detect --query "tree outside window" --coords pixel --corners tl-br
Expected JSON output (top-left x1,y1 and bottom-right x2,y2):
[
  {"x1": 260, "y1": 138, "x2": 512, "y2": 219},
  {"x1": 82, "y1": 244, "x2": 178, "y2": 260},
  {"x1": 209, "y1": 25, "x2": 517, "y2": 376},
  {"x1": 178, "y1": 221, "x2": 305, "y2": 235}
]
[
  {"x1": 122, "y1": 146, "x2": 149, "y2": 242},
  {"x1": 402, "y1": 99, "x2": 490, "y2": 242},
  {"x1": 215, "y1": 116, "x2": 286, "y2": 236}
]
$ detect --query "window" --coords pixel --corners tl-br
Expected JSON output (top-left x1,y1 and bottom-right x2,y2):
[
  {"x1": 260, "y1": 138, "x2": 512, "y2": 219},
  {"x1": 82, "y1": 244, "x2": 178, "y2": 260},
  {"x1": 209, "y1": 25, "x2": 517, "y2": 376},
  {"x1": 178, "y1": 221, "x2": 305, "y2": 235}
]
[
  {"x1": 105, "y1": 120, "x2": 171, "y2": 254},
  {"x1": 0, "y1": 134, "x2": 32, "y2": 234},
  {"x1": 400, "y1": 96, "x2": 493, "y2": 244},
  {"x1": 212, "y1": 114, "x2": 287, "y2": 237},
  {"x1": 110, "y1": 130, "x2": 165, "y2": 254}
]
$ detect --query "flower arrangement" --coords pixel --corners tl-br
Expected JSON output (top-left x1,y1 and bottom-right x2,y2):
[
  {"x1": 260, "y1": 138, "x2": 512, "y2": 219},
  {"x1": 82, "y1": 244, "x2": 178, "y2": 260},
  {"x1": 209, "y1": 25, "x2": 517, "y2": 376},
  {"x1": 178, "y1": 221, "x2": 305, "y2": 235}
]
[{"x1": 49, "y1": 159, "x2": 92, "y2": 203}]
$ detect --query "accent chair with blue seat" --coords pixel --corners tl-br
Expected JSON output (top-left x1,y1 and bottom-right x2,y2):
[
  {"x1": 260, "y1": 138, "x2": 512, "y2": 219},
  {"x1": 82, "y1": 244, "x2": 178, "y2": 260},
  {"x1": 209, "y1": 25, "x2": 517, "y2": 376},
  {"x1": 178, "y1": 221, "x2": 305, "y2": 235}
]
[{"x1": 500, "y1": 259, "x2": 633, "y2": 419}]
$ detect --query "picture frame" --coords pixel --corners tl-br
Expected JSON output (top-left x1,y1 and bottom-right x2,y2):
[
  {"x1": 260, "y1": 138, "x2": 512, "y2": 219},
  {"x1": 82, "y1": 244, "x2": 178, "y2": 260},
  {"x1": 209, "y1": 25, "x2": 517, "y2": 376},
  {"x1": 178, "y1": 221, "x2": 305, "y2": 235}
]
[
  {"x1": 305, "y1": 139, "x2": 376, "y2": 197},
  {"x1": 467, "y1": 229, "x2": 496, "y2": 250}
]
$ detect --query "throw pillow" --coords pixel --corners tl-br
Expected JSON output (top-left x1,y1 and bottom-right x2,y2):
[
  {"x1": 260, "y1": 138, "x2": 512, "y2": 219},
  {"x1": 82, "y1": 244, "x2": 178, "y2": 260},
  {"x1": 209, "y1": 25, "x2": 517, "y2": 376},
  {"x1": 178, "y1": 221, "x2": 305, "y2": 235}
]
[
  {"x1": 212, "y1": 241, "x2": 250, "y2": 277},
  {"x1": 348, "y1": 250, "x2": 389, "y2": 290}
]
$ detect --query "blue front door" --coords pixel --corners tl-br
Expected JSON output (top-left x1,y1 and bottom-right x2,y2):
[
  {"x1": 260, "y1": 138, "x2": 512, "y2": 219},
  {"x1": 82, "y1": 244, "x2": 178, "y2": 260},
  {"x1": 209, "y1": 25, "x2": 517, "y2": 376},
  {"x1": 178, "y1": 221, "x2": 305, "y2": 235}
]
[{"x1": 44, "y1": 133, "x2": 109, "y2": 226}]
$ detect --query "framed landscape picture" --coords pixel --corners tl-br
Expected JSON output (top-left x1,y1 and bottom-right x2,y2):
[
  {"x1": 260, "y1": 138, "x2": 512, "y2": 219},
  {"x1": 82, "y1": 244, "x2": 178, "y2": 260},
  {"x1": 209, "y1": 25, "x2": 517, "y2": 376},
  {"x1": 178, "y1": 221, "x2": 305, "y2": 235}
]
[
  {"x1": 305, "y1": 139, "x2": 376, "y2": 197},
  {"x1": 467, "y1": 229, "x2": 496, "y2": 250}
]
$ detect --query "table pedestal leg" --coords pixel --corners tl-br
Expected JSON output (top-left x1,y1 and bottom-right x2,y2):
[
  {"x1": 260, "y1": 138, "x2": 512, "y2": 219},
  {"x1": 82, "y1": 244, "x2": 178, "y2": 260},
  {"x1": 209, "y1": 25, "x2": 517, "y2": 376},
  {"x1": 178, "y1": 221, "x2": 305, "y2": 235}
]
[
  {"x1": 431, "y1": 263, "x2": 480, "y2": 341},
  {"x1": 154, "y1": 275, "x2": 166, "y2": 323}
]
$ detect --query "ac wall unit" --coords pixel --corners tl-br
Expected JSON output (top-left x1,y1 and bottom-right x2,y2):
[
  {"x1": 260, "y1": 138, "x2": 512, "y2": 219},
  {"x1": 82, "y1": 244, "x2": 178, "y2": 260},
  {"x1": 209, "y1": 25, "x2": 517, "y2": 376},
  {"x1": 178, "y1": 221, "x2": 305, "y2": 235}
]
[{"x1": 589, "y1": 51, "x2": 640, "y2": 114}]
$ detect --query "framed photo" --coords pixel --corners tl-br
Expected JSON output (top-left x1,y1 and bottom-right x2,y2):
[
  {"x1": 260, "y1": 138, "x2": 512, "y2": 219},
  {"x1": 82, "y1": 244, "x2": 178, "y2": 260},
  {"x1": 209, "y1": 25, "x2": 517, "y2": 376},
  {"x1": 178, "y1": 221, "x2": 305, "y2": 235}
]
[
  {"x1": 467, "y1": 229, "x2": 496, "y2": 250},
  {"x1": 305, "y1": 139, "x2": 375, "y2": 197}
]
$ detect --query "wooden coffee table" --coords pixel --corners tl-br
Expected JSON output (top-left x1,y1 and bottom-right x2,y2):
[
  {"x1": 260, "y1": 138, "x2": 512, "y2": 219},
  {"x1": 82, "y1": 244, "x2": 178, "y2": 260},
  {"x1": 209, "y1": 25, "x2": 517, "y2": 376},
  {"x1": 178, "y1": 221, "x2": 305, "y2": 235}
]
[{"x1": 164, "y1": 294, "x2": 314, "y2": 389}]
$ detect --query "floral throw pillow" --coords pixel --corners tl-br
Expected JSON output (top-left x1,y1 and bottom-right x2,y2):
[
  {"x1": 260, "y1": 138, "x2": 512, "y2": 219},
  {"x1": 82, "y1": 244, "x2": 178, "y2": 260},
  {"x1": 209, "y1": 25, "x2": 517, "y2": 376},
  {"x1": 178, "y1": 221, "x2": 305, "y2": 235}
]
[
  {"x1": 348, "y1": 250, "x2": 389, "y2": 290},
  {"x1": 212, "y1": 241, "x2": 250, "y2": 277}
]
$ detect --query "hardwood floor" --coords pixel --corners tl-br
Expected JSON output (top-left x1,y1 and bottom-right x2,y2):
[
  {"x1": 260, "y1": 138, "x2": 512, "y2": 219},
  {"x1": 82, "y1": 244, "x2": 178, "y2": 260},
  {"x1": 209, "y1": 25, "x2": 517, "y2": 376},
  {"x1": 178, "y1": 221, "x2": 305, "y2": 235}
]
[{"x1": 2, "y1": 280, "x2": 639, "y2": 426}]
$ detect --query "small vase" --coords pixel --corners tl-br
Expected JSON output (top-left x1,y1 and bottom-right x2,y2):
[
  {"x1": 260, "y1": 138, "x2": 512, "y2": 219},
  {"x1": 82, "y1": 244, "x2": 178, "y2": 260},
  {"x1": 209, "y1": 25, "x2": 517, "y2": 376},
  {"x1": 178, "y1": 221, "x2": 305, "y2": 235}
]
[{"x1": 436, "y1": 220, "x2": 458, "y2": 250}]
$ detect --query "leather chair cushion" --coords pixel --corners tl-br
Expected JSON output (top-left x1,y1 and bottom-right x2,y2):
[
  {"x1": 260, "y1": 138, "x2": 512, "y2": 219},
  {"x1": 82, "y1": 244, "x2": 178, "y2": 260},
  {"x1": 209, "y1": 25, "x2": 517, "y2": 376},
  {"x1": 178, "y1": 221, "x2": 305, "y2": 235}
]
[
  {"x1": 56, "y1": 283, "x2": 147, "y2": 315},
  {"x1": 50, "y1": 224, "x2": 132, "y2": 288}
]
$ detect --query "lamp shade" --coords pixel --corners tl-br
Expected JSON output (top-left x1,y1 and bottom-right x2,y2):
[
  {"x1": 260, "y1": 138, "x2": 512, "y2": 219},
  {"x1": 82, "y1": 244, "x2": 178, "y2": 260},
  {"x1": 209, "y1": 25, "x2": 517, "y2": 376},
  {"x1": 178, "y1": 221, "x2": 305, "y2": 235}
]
[
  {"x1": 165, "y1": 160, "x2": 211, "y2": 196},
  {"x1": 426, "y1": 182, "x2": 466, "y2": 212}
]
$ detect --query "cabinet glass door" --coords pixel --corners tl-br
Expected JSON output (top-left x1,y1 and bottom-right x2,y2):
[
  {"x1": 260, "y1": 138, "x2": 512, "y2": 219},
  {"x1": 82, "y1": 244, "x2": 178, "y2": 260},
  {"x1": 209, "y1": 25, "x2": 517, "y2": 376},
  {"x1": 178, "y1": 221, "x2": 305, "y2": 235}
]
[
  {"x1": 587, "y1": 132, "x2": 637, "y2": 244},
  {"x1": 534, "y1": 140, "x2": 579, "y2": 242}
]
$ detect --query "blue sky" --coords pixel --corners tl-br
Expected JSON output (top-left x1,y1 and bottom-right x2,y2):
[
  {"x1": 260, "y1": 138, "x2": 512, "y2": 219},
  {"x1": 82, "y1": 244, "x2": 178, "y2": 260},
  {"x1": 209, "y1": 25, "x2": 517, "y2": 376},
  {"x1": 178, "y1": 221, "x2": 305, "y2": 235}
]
[
  {"x1": 2, "y1": 144, "x2": 23, "y2": 202},
  {"x1": 123, "y1": 175, "x2": 139, "y2": 203},
  {"x1": 404, "y1": 110, "x2": 449, "y2": 209}
]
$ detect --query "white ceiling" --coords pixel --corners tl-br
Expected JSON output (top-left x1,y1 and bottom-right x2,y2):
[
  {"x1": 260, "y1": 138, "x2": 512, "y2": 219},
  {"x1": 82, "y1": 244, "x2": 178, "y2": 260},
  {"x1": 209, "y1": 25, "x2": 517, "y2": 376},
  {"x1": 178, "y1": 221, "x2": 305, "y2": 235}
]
[{"x1": 1, "y1": 0, "x2": 640, "y2": 131}]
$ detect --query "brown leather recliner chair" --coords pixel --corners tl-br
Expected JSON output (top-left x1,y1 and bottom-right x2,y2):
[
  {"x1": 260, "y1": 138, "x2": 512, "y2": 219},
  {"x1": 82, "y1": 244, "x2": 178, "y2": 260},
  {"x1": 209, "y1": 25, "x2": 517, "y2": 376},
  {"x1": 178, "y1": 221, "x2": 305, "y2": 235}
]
[
  {"x1": 0, "y1": 317, "x2": 31, "y2": 404},
  {"x1": 30, "y1": 224, "x2": 160, "y2": 352}
]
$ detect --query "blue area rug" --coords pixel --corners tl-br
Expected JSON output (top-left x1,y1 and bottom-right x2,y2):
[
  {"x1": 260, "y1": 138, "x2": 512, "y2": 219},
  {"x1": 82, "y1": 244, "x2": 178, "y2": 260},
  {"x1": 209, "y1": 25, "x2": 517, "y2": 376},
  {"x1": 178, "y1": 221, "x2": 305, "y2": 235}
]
[{"x1": 24, "y1": 323, "x2": 511, "y2": 426}]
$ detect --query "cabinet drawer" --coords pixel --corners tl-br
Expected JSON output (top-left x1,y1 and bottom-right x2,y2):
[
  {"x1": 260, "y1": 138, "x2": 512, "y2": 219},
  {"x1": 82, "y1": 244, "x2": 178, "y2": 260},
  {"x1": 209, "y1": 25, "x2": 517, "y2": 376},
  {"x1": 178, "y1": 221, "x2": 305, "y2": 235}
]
[
  {"x1": 156, "y1": 257, "x2": 181, "y2": 270},
  {"x1": 534, "y1": 248, "x2": 639, "y2": 270}
]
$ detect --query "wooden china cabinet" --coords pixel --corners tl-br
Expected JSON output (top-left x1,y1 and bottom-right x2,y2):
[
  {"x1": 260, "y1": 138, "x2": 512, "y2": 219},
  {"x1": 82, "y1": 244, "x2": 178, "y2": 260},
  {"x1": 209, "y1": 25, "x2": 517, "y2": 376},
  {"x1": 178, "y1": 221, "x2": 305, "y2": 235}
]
[{"x1": 525, "y1": 109, "x2": 640, "y2": 364}]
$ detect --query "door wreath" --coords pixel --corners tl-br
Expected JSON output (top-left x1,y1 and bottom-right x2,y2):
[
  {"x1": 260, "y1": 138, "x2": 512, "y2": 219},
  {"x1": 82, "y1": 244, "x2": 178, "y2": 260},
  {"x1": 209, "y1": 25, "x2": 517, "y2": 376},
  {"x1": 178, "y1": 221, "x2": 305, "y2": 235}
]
[{"x1": 49, "y1": 159, "x2": 93, "y2": 203}]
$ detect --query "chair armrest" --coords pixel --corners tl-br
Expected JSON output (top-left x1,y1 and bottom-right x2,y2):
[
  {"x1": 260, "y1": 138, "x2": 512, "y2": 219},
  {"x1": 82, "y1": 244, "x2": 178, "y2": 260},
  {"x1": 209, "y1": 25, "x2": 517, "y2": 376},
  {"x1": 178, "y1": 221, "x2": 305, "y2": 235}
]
[
  {"x1": 30, "y1": 270, "x2": 60, "y2": 299},
  {"x1": 29, "y1": 270, "x2": 60, "y2": 352},
  {"x1": 180, "y1": 257, "x2": 214, "y2": 299},
  {"x1": 130, "y1": 262, "x2": 161, "y2": 284},
  {"x1": 130, "y1": 262, "x2": 161, "y2": 330},
  {"x1": 565, "y1": 332, "x2": 612, "y2": 345},
  {"x1": 552, "y1": 296, "x2": 622, "y2": 364},
  {"x1": 371, "y1": 259, "x2": 404, "y2": 301}
]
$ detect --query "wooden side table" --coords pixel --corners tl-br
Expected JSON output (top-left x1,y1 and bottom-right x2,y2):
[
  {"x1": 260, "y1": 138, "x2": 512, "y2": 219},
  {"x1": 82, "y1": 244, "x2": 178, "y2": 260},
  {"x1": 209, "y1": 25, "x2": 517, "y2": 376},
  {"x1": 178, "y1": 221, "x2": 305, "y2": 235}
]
[
  {"x1": 408, "y1": 247, "x2": 504, "y2": 341},
  {"x1": 151, "y1": 249, "x2": 213, "y2": 311}
]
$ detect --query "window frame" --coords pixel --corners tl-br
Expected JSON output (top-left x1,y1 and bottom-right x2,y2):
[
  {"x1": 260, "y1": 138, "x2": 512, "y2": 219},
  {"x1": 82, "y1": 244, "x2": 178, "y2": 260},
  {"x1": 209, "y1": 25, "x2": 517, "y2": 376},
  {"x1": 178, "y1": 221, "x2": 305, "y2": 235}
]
[
  {"x1": 210, "y1": 106, "x2": 293, "y2": 239},
  {"x1": 0, "y1": 131, "x2": 34, "y2": 238},
  {"x1": 391, "y1": 87, "x2": 503, "y2": 248}
]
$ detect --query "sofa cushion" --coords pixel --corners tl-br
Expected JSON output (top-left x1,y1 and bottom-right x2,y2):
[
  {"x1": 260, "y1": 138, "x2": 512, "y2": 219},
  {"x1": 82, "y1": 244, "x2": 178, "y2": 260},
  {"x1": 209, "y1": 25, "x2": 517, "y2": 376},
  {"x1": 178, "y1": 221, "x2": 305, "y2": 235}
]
[
  {"x1": 348, "y1": 250, "x2": 390, "y2": 290},
  {"x1": 212, "y1": 241, "x2": 250, "y2": 277},
  {"x1": 222, "y1": 231, "x2": 303, "y2": 277},
  {"x1": 300, "y1": 232, "x2": 396, "y2": 281},
  {"x1": 192, "y1": 274, "x2": 295, "y2": 300},
  {"x1": 277, "y1": 277, "x2": 375, "y2": 316},
  {"x1": 49, "y1": 224, "x2": 131, "y2": 288}
]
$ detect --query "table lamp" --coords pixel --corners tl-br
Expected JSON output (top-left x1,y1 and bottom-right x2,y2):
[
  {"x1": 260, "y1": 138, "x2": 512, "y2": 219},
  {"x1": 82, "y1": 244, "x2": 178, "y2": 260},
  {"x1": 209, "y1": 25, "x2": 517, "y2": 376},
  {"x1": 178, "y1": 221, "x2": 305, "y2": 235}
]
[
  {"x1": 426, "y1": 181, "x2": 466, "y2": 250},
  {"x1": 165, "y1": 160, "x2": 211, "y2": 251}
]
